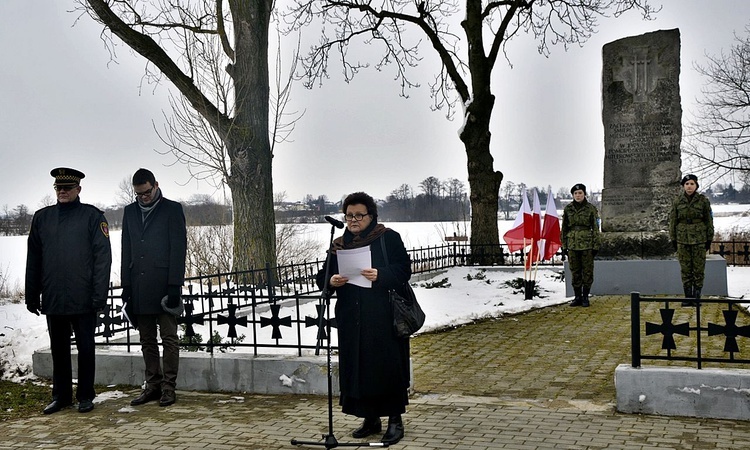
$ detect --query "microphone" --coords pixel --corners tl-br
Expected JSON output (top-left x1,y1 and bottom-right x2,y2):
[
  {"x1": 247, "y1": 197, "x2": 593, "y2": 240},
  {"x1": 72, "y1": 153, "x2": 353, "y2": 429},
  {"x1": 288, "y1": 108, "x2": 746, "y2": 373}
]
[{"x1": 324, "y1": 215, "x2": 345, "y2": 229}]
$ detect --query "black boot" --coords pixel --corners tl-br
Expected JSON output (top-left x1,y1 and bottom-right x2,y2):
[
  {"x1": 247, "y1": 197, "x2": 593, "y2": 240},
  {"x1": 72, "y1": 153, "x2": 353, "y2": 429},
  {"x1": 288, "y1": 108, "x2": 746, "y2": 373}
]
[
  {"x1": 569, "y1": 287, "x2": 583, "y2": 307},
  {"x1": 352, "y1": 417, "x2": 381, "y2": 439},
  {"x1": 381, "y1": 415, "x2": 404, "y2": 445},
  {"x1": 694, "y1": 288, "x2": 702, "y2": 302},
  {"x1": 581, "y1": 286, "x2": 590, "y2": 307},
  {"x1": 682, "y1": 285, "x2": 696, "y2": 307}
]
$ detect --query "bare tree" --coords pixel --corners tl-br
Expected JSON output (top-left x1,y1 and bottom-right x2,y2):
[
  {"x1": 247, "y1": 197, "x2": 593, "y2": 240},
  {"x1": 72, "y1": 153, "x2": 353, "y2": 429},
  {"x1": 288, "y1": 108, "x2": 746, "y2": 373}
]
[
  {"x1": 419, "y1": 176, "x2": 441, "y2": 198},
  {"x1": 287, "y1": 0, "x2": 655, "y2": 256},
  {"x1": 114, "y1": 177, "x2": 134, "y2": 208},
  {"x1": 685, "y1": 25, "x2": 750, "y2": 186},
  {"x1": 80, "y1": 0, "x2": 280, "y2": 272}
]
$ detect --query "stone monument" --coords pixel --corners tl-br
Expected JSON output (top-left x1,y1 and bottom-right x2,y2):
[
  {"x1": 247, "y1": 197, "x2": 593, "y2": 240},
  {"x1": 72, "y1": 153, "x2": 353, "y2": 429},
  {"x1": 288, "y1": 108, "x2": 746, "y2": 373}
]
[
  {"x1": 599, "y1": 29, "x2": 682, "y2": 258},
  {"x1": 565, "y1": 28, "x2": 728, "y2": 296}
]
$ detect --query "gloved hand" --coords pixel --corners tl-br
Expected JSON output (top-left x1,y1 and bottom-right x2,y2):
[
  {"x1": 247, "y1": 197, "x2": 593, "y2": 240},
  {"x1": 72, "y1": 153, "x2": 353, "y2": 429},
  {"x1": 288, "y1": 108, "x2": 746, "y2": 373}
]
[
  {"x1": 167, "y1": 285, "x2": 181, "y2": 308},
  {"x1": 166, "y1": 295, "x2": 181, "y2": 308},
  {"x1": 705, "y1": 241, "x2": 712, "y2": 251},
  {"x1": 121, "y1": 286, "x2": 132, "y2": 302},
  {"x1": 561, "y1": 248, "x2": 568, "y2": 257},
  {"x1": 671, "y1": 240, "x2": 677, "y2": 250},
  {"x1": 26, "y1": 299, "x2": 40, "y2": 316},
  {"x1": 93, "y1": 299, "x2": 106, "y2": 312}
]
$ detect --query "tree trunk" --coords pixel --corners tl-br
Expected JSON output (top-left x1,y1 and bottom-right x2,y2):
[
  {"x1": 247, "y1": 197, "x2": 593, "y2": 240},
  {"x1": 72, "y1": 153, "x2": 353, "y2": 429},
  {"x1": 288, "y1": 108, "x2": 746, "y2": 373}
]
[
  {"x1": 228, "y1": 0, "x2": 276, "y2": 272},
  {"x1": 461, "y1": 93, "x2": 503, "y2": 264}
]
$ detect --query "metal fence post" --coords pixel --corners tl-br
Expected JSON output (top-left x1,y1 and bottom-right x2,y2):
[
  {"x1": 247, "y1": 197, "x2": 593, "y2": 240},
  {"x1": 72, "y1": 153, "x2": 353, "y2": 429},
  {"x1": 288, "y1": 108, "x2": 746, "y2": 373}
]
[{"x1": 631, "y1": 292, "x2": 641, "y2": 368}]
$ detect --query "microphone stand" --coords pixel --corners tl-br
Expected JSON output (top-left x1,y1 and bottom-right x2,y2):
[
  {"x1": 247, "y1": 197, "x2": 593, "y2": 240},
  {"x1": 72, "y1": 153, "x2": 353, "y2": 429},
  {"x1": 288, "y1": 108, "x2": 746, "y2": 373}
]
[{"x1": 291, "y1": 222, "x2": 387, "y2": 449}]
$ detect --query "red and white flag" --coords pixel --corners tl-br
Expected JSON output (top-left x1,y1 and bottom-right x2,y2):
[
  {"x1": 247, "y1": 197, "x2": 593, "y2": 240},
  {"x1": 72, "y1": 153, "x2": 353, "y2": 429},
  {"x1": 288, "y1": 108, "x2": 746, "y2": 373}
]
[
  {"x1": 525, "y1": 187, "x2": 543, "y2": 268},
  {"x1": 502, "y1": 187, "x2": 531, "y2": 253},
  {"x1": 541, "y1": 186, "x2": 562, "y2": 260}
]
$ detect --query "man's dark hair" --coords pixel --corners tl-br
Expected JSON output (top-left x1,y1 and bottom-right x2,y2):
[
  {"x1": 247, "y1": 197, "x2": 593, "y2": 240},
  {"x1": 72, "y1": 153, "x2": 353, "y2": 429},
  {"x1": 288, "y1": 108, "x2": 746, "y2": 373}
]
[
  {"x1": 132, "y1": 168, "x2": 156, "y2": 186},
  {"x1": 342, "y1": 192, "x2": 378, "y2": 217}
]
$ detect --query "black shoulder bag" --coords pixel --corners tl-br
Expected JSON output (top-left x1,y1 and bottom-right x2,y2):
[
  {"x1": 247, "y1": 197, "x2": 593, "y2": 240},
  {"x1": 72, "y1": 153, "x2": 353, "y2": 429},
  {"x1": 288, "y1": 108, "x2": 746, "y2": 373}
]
[{"x1": 380, "y1": 238, "x2": 425, "y2": 338}]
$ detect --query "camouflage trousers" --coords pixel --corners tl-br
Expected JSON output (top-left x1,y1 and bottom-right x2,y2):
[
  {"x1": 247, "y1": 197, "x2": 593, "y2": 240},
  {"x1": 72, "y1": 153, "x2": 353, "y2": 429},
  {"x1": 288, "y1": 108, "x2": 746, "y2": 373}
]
[
  {"x1": 677, "y1": 243, "x2": 707, "y2": 289},
  {"x1": 569, "y1": 249, "x2": 595, "y2": 289}
]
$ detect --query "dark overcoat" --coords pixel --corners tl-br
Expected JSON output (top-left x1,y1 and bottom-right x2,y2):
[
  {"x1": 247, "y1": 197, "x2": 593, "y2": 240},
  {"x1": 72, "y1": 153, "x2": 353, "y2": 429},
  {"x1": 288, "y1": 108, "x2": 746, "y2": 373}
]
[
  {"x1": 316, "y1": 229, "x2": 411, "y2": 417},
  {"x1": 25, "y1": 199, "x2": 112, "y2": 314},
  {"x1": 121, "y1": 197, "x2": 187, "y2": 315}
]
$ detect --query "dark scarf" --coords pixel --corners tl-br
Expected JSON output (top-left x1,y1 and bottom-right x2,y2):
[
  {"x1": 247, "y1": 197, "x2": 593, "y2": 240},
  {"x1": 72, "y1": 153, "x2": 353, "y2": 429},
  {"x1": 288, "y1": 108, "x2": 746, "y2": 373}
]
[{"x1": 331, "y1": 219, "x2": 389, "y2": 253}]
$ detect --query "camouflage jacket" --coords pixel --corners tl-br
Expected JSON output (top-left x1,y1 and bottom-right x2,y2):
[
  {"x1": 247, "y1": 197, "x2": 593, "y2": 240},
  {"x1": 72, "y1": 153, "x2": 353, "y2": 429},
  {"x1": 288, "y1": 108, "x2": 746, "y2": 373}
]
[
  {"x1": 561, "y1": 200, "x2": 601, "y2": 251},
  {"x1": 669, "y1": 192, "x2": 714, "y2": 245}
]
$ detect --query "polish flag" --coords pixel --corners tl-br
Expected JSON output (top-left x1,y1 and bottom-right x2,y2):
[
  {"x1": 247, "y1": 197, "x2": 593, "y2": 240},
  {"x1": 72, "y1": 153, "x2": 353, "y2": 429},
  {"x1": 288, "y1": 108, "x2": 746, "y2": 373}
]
[
  {"x1": 525, "y1": 188, "x2": 543, "y2": 268},
  {"x1": 541, "y1": 186, "x2": 562, "y2": 260},
  {"x1": 502, "y1": 187, "x2": 531, "y2": 253}
]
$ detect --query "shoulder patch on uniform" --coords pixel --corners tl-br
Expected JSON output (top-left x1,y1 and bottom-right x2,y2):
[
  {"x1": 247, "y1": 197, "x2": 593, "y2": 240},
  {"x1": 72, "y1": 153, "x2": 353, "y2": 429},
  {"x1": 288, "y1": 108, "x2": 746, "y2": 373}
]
[{"x1": 100, "y1": 222, "x2": 109, "y2": 238}]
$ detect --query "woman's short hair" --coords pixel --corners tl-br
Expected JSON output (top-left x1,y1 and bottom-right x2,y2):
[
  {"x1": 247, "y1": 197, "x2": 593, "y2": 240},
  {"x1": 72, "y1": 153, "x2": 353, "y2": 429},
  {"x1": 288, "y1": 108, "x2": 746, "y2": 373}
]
[{"x1": 342, "y1": 192, "x2": 378, "y2": 217}]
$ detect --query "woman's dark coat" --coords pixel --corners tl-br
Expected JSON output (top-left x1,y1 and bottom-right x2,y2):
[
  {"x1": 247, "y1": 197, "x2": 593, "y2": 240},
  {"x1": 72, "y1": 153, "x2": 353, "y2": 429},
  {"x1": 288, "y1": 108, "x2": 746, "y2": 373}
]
[
  {"x1": 25, "y1": 199, "x2": 112, "y2": 314},
  {"x1": 121, "y1": 197, "x2": 187, "y2": 315},
  {"x1": 316, "y1": 229, "x2": 412, "y2": 417}
]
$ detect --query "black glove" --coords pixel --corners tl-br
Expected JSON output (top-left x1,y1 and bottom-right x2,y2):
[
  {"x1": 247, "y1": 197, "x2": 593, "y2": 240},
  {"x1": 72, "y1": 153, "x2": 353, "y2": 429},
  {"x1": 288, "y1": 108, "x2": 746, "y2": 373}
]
[
  {"x1": 705, "y1": 241, "x2": 712, "y2": 251},
  {"x1": 671, "y1": 240, "x2": 677, "y2": 250},
  {"x1": 93, "y1": 299, "x2": 106, "y2": 312},
  {"x1": 26, "y1": 299, "x2": 40, "y2": 316},
  {"x1": 561, "y1": 248, "x2": 568, "y2": 257},
  {"x1": 166, "y1": 295, "x2": 181, "y2": 308},
  {"x1": 167, "y1": 285, "x2": 181, "y2": 308}
]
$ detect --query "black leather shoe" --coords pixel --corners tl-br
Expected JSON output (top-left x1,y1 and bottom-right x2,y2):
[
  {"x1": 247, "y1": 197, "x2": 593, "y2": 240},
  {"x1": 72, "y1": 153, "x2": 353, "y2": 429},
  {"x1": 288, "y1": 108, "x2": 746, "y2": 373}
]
[
  {"x1": 381, "y1": 416, "x2": 404, "y2": 445},
  {"x1": 78, "y1": 399, "x2": 94, "y2": 413},
  {"x1": 351, "y1": 417, "x2": 381, "y2": 438},
  {"x1": 159, "y1": 390, "x2": 176, "y2": 407},
  {"x1": 43, "y1": 399, "x2": 72, "y2": 415},
  {"x1": 130, "y1": 388, "x2": 161, "y2": 406}
]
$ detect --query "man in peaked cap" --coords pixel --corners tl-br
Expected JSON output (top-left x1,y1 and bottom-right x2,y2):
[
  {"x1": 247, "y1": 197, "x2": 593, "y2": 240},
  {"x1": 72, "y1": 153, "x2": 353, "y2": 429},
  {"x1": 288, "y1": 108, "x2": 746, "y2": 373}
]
[{"x1": 25, "y1": 167, "x2": 112, "y2": 414}]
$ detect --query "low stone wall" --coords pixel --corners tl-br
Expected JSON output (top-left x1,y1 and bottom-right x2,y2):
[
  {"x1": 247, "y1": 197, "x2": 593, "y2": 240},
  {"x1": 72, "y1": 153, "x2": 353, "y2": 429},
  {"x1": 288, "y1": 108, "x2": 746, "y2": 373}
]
[
  {"x1": 615, "y1": 364, "x2": 750, "y2": 420},
  {"x1": 33, "y1": 348, "x2": 339, "y2": 395}
]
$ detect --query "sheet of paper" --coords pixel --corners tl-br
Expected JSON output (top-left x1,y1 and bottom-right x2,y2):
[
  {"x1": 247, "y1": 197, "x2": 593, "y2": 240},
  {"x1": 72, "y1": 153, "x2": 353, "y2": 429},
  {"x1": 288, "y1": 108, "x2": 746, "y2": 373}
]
[{"x1": 336, "y1": 246, "x2": 372, "y2": 288}]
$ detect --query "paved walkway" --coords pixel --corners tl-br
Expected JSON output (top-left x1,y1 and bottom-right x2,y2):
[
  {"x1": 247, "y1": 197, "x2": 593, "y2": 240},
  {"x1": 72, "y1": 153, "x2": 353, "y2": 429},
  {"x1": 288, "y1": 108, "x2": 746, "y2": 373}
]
[{"x1": 3, "y1": 296, "x2": 750, "y2": 449}]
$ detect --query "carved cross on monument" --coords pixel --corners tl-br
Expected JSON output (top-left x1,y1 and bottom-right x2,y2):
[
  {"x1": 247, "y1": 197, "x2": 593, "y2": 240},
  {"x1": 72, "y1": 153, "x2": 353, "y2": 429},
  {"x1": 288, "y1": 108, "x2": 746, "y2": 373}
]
[{"x1": 614, "y1": 46, "x2": 664, "y2": 103}]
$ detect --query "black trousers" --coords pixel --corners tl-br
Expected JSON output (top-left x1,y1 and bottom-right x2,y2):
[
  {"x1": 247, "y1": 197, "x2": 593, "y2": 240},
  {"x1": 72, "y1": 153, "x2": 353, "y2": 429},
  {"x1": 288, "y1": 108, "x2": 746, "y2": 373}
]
[{"x1": 46, "y1": 313, "x2": 97, "y2": 402}]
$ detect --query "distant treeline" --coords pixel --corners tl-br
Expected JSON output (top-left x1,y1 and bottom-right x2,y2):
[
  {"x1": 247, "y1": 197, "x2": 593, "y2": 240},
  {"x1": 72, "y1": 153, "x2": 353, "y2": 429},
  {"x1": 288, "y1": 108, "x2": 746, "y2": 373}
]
[{"x1": 3, "y1": 179, "x2": 749, "y2": 236}]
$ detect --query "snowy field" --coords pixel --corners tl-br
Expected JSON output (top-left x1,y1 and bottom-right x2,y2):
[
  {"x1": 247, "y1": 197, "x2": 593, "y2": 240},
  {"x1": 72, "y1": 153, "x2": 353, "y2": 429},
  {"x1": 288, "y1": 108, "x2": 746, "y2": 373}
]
[{"x1": 1, "y1": 205, "x2": 750, "y2": 384}]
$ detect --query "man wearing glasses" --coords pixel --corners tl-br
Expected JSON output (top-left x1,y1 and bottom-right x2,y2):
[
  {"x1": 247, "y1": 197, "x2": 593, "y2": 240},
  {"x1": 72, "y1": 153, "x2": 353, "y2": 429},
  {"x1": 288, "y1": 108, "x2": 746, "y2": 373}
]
[
  {"x1": 121, "y1": 168, "x2": 187, "y2": 407},
  {"x1": 25, "y1": 167, "x2": 112, "y2": 414}
]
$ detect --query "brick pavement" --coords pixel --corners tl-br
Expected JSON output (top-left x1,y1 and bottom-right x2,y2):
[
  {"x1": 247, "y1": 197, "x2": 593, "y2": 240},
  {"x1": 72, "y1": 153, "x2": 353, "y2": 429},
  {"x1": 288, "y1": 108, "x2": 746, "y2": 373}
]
[{"x1": 3, "y1": 295, "x2": 750, "y2": 449}]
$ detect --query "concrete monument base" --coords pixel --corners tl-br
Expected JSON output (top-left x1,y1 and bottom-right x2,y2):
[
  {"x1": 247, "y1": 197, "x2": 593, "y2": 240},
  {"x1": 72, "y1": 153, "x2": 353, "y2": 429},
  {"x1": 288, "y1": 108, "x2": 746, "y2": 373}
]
[
  {"x1": 564, "y1": 255, "x2": 728, "y2": 297},
  {"x1": 615, "y1": 364, "x2": 750, "y2": 420}
]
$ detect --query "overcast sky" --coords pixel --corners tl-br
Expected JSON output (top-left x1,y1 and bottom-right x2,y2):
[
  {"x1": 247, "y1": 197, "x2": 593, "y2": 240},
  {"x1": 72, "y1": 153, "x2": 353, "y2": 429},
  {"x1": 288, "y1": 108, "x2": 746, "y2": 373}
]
[{"x1": 1, "y1": 1, "x2": 749, "y2": 211}]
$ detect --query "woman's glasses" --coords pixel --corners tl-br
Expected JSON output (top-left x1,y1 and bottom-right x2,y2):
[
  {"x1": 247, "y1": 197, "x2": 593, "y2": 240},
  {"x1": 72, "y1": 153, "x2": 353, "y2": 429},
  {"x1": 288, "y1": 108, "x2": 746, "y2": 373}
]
[{"x1": 345, "y1": 213, "x2": 369, "y2": 222}]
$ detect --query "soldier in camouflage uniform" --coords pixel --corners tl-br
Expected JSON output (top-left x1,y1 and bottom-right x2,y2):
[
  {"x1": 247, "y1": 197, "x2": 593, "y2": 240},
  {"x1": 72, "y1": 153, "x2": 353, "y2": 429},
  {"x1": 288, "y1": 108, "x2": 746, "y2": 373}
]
[
  {"x1": 561, "y1": 183, "x2": 601, "y2": 307},
  {"x1": 669, "y1": 174, "x2": 713, "y2": 306}
]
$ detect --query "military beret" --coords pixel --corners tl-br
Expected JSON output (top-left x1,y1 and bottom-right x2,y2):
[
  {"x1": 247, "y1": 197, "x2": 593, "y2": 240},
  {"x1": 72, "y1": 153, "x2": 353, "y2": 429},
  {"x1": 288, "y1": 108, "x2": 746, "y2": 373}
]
[
  {"x1": 681, "y1": 174, "x2": 699, "y2": 187},
  {"x1": 50, "y1": 167, "x2": 85, "y2": 186},
  {"x1": 570, "y1": 183, "x2": 587, "y2": 195}
]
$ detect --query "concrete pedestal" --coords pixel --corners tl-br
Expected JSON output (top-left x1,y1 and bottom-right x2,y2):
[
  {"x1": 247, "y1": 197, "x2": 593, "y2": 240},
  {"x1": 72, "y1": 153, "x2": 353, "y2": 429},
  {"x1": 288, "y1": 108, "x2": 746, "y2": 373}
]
[
  {"x1": 564, "y1": 255, "x2": 728, "y2": 297},
  {"x1": 615, "y1": 364, "x2": 750, "y2": 420}
]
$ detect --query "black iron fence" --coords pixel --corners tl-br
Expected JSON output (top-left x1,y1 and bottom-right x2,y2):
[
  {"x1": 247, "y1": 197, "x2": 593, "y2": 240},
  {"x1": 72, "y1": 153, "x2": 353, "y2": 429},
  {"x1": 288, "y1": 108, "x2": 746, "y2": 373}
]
[
  {"x1": 630, "y1": 292, "x2": 750, "y2": 369},
  {"x1": 94, "y1": 240, "x2": 749, "y2": 354}
]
